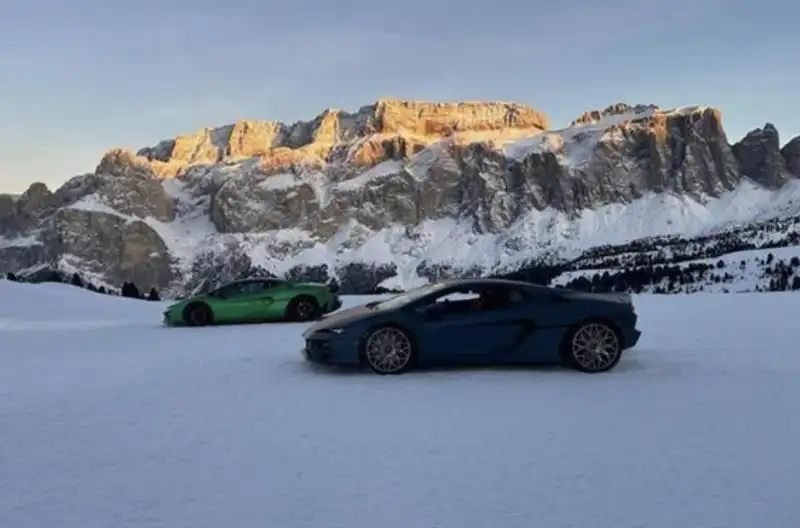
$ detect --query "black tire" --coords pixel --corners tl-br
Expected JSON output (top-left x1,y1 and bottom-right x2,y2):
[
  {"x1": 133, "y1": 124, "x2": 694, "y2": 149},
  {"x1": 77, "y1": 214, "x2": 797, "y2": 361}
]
[
  {"x1": 286, "y1": 295, "x2": 321, "y2": 322},
  {"x1": 183, "y1": 302, "x2": 213, "y2": 327},
  {"x1": 561, "y1": 319, "x2": 623, "y2": 373},
  {"x1": 360, "y1": 325, "x2": 417, "y2": 375}
]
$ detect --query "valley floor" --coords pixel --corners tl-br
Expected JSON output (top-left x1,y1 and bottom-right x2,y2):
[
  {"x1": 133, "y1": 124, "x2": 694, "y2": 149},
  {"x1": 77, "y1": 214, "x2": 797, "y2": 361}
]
[{"x1": 0, "y1": 281, "x2": 798, "y2": 528}]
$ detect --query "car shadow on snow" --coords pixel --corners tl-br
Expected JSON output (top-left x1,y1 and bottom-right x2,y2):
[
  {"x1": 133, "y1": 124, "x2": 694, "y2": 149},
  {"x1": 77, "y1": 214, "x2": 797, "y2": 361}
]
[
  {"x1": 297, "y1": 359, "x2": 652, "y2": 378},
  {"x1": 295, "y1": 350, "x2": 665, "y2": 377}
]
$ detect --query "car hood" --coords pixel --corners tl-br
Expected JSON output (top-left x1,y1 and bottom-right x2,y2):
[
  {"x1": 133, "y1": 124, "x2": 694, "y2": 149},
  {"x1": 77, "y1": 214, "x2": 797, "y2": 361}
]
[{"x1": 304, "y1": 304, "x2": 375, "y2": 334}]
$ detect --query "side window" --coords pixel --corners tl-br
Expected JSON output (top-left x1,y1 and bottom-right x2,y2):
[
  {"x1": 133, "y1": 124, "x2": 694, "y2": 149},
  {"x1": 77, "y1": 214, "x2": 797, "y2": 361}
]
[
  {"x1": 424, "y1": 285, "x2": 525, "y2": 314},
  {"x1": 433, "y1": 290, "x2": 479, "y2": 304},
  {"x1": 462, "y1": 285, "x2": 527, "y2": 311},
  {"x1": 215, "y1": 283, "x2": 245, "y2": 297},
  {"x1": 241, "y1": 281, "x2": 272, "y2": 295}
]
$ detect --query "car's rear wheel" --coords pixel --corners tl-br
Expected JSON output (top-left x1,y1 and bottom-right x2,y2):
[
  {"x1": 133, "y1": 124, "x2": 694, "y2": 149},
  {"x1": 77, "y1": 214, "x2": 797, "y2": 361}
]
[
  {"x1": 183, "y1": 302, "x2": 213, "y2": 327},
  {"x1": 563, "y1": 321, "x2": 622, "y2": 373},
  {"x1": 287, "y1": 295, "x2": 321, "y2": 322},
  {"x1": 362, "y1": 325, "x2": 416, "y2": 375}
]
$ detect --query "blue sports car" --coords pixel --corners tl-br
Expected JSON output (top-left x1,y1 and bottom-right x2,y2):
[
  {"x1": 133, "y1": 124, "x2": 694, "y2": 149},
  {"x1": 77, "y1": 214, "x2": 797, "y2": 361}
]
[{"x1": 301, "y1": 278, "x2": 642, "y2": 374}]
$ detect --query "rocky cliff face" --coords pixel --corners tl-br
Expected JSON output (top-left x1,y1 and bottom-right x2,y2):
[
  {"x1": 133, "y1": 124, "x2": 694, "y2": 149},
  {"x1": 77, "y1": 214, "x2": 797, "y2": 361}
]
[
  {"x1": 2, "y1": 99, "x2": 800, "y2": 296},
  {"x1": 137, "y1": 99, "x2": 550, "y2": 179}
]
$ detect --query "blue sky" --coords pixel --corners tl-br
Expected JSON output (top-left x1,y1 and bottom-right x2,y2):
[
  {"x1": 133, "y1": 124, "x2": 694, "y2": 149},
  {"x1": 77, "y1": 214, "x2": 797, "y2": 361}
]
[{"x1": 1, "y1": 0, "x2": 797, "y2": 193}]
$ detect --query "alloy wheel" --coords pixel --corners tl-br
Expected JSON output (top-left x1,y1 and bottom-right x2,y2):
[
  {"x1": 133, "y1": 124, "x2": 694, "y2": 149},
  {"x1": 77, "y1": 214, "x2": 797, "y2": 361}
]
[
  {"x1": 365, "y1": 327, "x2": 413, "y2": 374},
  {"x1": 571, "y1": 323, "x2": 620, "y2": 372}
]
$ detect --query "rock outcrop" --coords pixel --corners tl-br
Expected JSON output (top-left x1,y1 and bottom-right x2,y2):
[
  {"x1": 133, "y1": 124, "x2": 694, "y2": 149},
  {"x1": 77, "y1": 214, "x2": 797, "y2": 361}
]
[
  {"x1": 2, "y1": 98, "x2": 799, "y2": 295},
  {"x1": 137, "y1": 99, "x2": 551, "y2": 179},
  {"x1": 731, "y1": 123, "x2": 791, "y2": 188},
  {"x1": 780, "y1": 136, "x2": 800, "y2": 178}
]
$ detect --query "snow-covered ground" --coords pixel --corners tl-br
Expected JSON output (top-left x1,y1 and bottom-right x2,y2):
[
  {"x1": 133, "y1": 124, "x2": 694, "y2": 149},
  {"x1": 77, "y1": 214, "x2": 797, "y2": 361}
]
[{"x1": 1, "y1": 280, "x2": 798, "y2": 528}]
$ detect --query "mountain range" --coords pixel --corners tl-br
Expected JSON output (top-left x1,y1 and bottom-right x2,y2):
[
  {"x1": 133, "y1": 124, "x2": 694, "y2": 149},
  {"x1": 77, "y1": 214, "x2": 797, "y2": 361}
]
[{"x1": 2, "y1": 98, "x2": 800, "y2": 297}]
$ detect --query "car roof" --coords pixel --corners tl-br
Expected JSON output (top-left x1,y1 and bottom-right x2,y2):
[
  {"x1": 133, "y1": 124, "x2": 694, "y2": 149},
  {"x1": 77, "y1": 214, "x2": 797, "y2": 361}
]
[
  {"x1": 228, "y1": 277, "x2": 283, "y2": 286},
  {"x1": 438, "y1": 277, "x2": 557, "y2": 294}
]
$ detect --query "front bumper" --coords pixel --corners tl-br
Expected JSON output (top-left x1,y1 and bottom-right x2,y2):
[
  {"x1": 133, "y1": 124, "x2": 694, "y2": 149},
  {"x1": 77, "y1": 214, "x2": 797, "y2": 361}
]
[
  {"x1": 302, "y1": 339, "x2": 331, "y2": 363},
  {"x1": 301, "y1": 331, "x2": 360, "y2": 365},
  {"x1": 162, "y1": 310, "x2": 183, "y2": 327}
]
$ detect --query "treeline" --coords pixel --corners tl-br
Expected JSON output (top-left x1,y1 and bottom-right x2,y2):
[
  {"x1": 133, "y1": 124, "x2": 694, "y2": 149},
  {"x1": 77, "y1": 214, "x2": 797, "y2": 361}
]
[
  {"x1": 571, "y1": 218, "x2": 800, "y2": 271},
  {"x1": 559, "y1": 253, "x2": 800, "y2": 294},
  {"x1": 4, "y1": 271, "x2": 162, "y2": 301},
  {"x1": 490, "y1": 249, "x2": 800, "y2": 294}
]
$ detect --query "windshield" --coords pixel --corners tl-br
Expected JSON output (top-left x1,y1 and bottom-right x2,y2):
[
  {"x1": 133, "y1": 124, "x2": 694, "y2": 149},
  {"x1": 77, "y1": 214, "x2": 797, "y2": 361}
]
[{"x1": 372, "y1": 282, "x2": 445, "y2": 310}]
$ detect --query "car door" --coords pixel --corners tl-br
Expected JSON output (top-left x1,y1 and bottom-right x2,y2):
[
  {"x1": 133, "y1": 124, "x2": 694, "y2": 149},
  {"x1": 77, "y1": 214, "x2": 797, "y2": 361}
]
[
  {"x1": 491, "y1": 289, "x2": 577, "y2": 363},
  {"x1": 412, "y1": 285, "x2": 529, "y2": 363},
  {"x1": 222, "y1": 280, "x2": 274, "y2": 322},
  {"x1": 246, "y1": 279, "x2": 280, "y2": 321},
  {"x1": 211, "y1": 283, "x2": 250, "y2": 322}
]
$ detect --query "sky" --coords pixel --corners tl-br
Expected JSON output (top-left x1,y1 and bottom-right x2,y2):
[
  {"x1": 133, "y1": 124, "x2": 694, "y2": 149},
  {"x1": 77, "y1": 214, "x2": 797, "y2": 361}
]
[{"x1": 1, "y1": 0, "x2": 798, "y2": 193}]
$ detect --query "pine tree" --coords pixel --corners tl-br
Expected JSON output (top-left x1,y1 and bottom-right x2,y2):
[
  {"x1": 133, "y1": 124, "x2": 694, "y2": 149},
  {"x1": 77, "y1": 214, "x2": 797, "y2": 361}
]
[
  {"x1": 147, "y1": 288, "x2": 161, "y2": 301},
  {"x1": 121, "y1": 282, "x2": 141, "y2": 299}
]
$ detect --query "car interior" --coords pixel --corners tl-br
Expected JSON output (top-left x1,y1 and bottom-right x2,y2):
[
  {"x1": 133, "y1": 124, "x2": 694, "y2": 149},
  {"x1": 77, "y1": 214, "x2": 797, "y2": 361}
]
[
  {"x1": 212, "y1": 279, "x2": 277, "y2": 298},
  {"x1": 424, "y1": 285, "x2": 526, "y2": 316}
]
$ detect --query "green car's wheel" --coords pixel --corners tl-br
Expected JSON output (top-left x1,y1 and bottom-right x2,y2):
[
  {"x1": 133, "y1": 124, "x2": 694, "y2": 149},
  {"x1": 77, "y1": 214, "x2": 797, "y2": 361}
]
[
  {"x1": 183, "y1": 302, "x2": 213, "y2": 327},
  {"x1": 287, "y1": 295, "x2": 321, "y2": 322}
]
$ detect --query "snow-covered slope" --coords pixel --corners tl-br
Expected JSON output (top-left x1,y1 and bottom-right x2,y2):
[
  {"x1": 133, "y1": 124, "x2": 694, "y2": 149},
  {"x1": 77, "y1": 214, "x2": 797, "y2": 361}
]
[
  {"x1": 1, "y1": 280, "x2": 799, "y2": 528},
  {"x1": 552, "y1": 245, "x2": 800, "y2": 293},
  {"x1": 42, "y1": 168, "x2": 800, "y2": 294}
]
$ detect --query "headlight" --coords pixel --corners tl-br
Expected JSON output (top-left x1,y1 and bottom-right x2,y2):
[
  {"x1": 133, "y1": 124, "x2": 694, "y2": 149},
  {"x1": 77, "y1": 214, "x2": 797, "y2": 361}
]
[{"x1": 309, "y1": 327, "x2": 345, "y2": 337}]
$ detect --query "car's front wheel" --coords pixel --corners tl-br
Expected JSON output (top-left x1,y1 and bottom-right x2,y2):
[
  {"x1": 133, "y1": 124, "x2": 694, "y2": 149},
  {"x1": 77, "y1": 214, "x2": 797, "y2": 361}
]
[
  {"x1": 563, "y1": 321, "x2": 622, "y2": 373},
  {"x1": 362, "y1": 325, "x2": 416, "y2": 375},
  {"x1": 183, "y1": 302, "x2": 213, "y2": 327}
]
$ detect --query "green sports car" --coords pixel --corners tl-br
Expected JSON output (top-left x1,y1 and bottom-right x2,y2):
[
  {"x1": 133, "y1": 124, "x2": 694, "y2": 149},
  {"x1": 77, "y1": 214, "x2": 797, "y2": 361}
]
[{"x1": 163, "y1": 278, "x2": 342, "y2": 327}]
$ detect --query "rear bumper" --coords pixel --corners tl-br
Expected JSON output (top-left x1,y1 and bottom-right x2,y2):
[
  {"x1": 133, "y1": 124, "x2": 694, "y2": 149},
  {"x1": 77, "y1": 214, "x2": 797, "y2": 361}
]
[
  {"x1": 624, "y1": 328, "x2": 642, "y2": 349},
  {"x1": 325, "y1": 296, "x2": 343, "y2": 313}
]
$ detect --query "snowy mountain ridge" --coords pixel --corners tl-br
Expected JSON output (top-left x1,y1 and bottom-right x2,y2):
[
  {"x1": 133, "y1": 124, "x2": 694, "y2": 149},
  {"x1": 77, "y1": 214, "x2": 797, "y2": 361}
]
[{"x1": 2, "y1": 99, "x2": 800, "y2": 296}]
